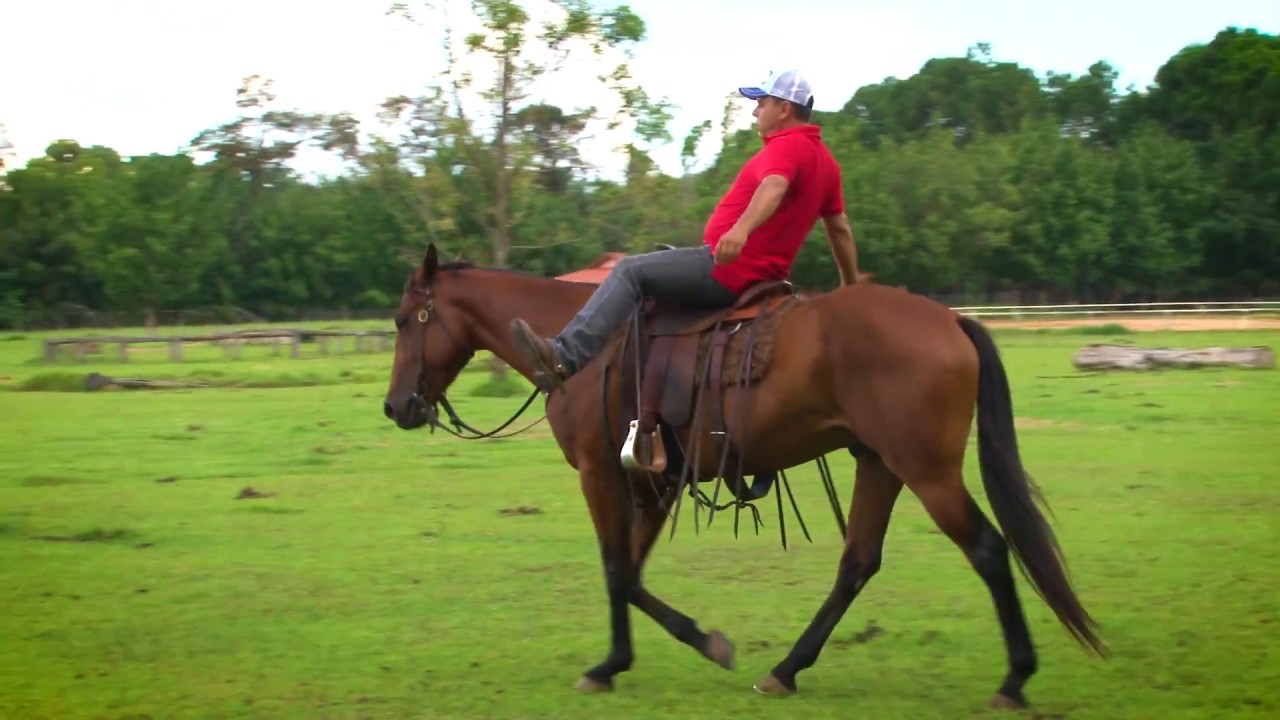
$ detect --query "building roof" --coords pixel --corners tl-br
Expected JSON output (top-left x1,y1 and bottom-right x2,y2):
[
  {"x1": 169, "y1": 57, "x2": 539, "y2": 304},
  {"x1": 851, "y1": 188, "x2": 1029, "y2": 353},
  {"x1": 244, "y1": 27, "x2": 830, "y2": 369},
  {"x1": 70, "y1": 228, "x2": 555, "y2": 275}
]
[
  {"x1": 555, "y1": 250, "x2": 879, "y2": 288},
  {"x1": 555, "y1": 252, "x2": 627, "y2": 285}
]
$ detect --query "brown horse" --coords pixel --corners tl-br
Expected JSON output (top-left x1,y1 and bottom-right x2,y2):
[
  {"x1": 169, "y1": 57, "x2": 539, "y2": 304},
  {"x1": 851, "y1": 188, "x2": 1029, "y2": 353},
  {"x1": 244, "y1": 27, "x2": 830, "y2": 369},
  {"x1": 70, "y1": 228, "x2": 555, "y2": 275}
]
[{"x1": 383, "y1": 243, "x2": 1106, "y2": 709}]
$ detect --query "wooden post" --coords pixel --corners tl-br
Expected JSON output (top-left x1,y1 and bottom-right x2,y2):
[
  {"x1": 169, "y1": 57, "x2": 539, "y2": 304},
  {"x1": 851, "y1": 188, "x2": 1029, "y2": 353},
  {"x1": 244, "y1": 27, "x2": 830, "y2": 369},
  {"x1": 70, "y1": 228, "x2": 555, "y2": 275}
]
[
  {"x1": 118, "y1": 342, "x2": 129, "y2": 363},
  {"x1": 169, "y1": 338, "x2": 183, "y2": 362},
  {"x1": 290, "y1": 335, "x2": 301, "y2": 359},
  {"x1": 74, "y1": 343, "x2": 86, "y2": 362},
  {"x1": 44, "y1": 341, "x2": 56, "y2": 362},
  {"x1": 319, "y1": 336, "x2": 329, "y2": 355}
]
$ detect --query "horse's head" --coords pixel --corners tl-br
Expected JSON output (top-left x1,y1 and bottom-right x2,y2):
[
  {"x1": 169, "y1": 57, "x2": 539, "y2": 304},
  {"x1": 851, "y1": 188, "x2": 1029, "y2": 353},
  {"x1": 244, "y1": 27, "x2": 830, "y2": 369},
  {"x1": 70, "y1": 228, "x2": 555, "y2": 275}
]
[{"x1": 383, "y1": 243, "x2": 476, "y2": 430}]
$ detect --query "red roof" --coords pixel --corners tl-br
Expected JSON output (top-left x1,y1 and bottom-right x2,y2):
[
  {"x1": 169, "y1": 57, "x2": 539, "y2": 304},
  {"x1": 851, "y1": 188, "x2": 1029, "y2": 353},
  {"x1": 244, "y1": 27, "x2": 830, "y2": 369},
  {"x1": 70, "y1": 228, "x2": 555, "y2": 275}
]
[
  {"x1": 555, "y1": 251, "x2": 877, "y2": 287},
  {"x1": 555, "y1": 252, "x2": 627, "y2": 285}
]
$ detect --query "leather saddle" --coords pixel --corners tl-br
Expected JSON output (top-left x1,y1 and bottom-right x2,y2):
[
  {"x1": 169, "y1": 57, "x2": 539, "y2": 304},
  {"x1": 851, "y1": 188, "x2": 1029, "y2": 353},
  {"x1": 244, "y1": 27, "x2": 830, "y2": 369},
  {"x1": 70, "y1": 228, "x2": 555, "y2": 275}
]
[{"x1": 618, "y1": 277, "x2": 798, "y2": 475}]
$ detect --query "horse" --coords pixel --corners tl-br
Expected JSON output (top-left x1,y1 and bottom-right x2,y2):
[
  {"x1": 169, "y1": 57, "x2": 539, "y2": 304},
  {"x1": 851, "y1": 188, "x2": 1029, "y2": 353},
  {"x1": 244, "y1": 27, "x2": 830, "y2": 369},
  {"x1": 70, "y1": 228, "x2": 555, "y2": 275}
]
[{"x1": 382, "y1": 243, "x2": 1106, "y2": 709}]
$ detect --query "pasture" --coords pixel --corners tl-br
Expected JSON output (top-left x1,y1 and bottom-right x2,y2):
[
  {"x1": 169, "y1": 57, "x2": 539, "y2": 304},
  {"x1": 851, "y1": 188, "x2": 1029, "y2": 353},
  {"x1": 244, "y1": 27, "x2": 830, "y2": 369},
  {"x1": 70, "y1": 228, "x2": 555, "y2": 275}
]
[{"x1": 1, "y1": 321, "x2": 1277, "y2": 719}]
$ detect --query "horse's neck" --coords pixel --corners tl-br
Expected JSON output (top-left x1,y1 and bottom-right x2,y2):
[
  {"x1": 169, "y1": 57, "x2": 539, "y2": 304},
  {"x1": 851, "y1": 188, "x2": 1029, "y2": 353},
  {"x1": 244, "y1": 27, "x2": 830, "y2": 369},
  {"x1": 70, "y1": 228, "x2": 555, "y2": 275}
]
[{"x1": 456, "y1": 270, "x2": 593, "y2": 378}]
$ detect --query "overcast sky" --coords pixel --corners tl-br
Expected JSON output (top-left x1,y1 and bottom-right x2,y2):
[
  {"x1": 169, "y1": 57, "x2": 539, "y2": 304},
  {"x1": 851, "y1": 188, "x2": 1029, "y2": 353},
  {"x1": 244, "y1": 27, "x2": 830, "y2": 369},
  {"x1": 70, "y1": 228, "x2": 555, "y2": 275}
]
[{"x1": 4, "y1": 0, "x2": 1275, "y2": 179}]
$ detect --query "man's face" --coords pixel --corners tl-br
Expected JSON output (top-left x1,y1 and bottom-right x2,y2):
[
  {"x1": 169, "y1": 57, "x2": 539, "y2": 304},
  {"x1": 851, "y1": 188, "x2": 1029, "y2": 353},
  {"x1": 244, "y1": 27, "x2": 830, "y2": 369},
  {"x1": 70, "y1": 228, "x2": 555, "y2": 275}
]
[{"x1": 752, "y1": 96, "x2": 787, "y2": 138}]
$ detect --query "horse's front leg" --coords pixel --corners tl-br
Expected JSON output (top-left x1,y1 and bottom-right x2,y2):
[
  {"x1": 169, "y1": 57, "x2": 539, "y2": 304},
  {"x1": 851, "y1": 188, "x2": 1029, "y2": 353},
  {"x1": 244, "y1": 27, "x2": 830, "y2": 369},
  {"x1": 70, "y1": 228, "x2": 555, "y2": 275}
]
[{"x1": 575, "y1": 462, "x2": 638, "y2": 692}]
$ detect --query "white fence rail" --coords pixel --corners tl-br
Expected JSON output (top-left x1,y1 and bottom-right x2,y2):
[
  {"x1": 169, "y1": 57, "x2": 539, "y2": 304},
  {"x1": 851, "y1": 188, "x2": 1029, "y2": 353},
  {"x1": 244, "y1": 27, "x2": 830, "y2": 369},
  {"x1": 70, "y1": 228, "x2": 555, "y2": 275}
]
[{"x1": 952, "y1": 301, "x2": 1280, "y2": 318}]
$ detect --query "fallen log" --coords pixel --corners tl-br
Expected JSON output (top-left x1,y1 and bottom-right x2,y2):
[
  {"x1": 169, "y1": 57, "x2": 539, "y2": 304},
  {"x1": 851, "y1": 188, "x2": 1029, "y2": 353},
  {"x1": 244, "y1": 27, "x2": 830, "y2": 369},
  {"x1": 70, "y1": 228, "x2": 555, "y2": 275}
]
[
  {"x1": 1072, "y1": 344, "x2": 1276, "y2": 371},
  {"x1": 84, "y1": 372, "x2": 210, "y2": 391}
]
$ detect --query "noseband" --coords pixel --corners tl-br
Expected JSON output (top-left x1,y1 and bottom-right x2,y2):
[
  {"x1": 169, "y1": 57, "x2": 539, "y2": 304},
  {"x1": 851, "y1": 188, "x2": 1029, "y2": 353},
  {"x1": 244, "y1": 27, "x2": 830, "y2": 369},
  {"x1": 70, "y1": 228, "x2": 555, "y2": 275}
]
[{"x1": 407, "y1": 285, "x2": 543, "y2": 440}]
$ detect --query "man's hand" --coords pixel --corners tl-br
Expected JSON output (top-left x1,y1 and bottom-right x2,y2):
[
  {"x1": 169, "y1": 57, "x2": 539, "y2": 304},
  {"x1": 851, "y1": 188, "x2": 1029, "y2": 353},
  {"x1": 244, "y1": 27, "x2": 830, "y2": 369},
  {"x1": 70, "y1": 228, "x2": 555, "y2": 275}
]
[{"x1": 714, "y1": 225, "x2": 749, "y2": 265}]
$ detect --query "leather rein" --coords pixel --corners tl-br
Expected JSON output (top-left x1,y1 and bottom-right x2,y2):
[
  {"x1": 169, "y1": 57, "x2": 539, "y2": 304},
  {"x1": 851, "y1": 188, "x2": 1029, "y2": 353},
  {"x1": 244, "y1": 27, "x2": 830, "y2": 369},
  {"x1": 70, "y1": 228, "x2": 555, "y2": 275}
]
[{"x1": 407, "y1": 285, "x2": 545, "y2": 440}]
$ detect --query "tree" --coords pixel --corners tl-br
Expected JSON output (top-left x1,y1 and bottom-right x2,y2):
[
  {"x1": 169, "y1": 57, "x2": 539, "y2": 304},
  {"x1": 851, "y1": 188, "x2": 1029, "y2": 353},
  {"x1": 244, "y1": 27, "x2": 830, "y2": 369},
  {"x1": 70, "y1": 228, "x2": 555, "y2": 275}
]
[
  {"x1": 1139, "y1": 28, "x2": 1280, "y2": 294},
  {"x1": 4, "y1": 27, "x2": 1279, "y2": 326},
  {"x1": 1142, "y1": 27, "x2": 1280, "y2": 144},
  {"x1": 842, "y1": 44, "x2": 1050, "y2": 147},
  {"x1": 512, "y1": 103, "x2": 588, "y2": 194},
  {"x1": 1044, "y1": 61, "x2": 1122, "y2": 142},
  {"x1": 388, "y1": 0, "x2": 666, "y2": 265},
  {"x1": 0, "y1": 122, "x2": 14, "y2": 174},
  {"x1": 185, "y1": 75, "x2": 362, "y2": 310}
]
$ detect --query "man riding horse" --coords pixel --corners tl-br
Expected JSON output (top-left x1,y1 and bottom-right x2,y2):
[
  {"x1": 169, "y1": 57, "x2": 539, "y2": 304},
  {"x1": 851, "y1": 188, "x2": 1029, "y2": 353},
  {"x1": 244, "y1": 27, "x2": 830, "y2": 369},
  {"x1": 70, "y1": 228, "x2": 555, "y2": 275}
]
[
  {"x1": 384, "y1": 69, "x2": 1105, "y2": 705},
  {"x1": 511, "y1": 69, "x2": 861, "y2": 392}
]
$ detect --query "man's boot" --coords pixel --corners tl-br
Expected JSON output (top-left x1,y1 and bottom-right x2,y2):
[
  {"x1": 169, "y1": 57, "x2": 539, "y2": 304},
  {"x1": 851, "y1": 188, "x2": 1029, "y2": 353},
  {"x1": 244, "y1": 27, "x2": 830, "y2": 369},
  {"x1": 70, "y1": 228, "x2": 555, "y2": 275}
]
[{"x1": 510, "y1": 318, "x2": 568, "y2": 393}]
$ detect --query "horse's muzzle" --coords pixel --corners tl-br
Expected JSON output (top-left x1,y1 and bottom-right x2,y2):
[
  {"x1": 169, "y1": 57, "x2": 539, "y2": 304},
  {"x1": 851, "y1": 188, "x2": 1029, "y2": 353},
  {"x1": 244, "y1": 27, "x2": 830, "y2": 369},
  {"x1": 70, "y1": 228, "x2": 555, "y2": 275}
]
[{"x1": 384, "y1": 393, "x2": 435, "y2": 430}]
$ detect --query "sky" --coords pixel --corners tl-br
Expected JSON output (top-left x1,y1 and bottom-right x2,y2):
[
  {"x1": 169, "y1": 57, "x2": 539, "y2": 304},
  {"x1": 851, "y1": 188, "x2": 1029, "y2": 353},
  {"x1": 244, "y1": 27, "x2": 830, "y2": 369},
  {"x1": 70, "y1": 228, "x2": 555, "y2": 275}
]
[{"x1": 3, "y1": 0, "x2": 1276, "y2": 180}]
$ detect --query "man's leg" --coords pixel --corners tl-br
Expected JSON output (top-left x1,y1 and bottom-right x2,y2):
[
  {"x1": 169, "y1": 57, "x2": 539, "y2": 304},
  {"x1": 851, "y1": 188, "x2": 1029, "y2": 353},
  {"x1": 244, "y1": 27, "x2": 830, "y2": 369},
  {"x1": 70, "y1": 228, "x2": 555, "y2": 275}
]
[{"x1": 511, "y1": 246, "x2": 736, "y2": 391}]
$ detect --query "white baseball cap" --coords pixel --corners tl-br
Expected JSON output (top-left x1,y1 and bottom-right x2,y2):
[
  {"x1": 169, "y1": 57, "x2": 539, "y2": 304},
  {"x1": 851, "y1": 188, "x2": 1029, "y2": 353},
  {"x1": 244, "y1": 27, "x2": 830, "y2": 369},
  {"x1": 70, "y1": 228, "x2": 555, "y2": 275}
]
[{"x1": 738, "y1": 69, "x2": 814, "y2": 108}]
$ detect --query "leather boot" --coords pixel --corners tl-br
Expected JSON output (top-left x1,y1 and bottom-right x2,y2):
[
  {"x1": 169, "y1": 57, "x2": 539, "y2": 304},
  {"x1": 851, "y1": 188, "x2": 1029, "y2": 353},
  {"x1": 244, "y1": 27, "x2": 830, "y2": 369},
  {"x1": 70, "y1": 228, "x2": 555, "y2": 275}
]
[{"x1": 510, "y1": 318, "x2": 568, "y2": 392}]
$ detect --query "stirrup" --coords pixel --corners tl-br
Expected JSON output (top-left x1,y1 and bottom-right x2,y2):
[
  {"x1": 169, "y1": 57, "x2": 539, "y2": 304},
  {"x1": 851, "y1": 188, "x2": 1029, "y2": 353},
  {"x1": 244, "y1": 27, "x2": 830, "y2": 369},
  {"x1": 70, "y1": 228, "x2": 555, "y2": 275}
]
[
  {"x1": 531, "y1": 367, "x2": 566, "y2": 394},
  {"x1": 620, "y1": 420, "x2": 667, "y2": 473}
]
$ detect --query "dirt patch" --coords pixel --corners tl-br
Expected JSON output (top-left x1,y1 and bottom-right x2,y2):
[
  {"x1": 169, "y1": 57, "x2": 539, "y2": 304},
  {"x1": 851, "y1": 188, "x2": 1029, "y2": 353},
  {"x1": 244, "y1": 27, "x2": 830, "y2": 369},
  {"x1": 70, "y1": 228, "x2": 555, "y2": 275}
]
[
  {"x1": 831, "y1": 620, "x2": 885, "y2": 648},
  {"x1": 236, "y1": 486, "x2": 276, "y2": 500},
  {"x1": 29, "y1": 528, "x2": 134, "y2": 543},
  {"x1": 1015, "y1": 417, "x2": 1079, "y2": 430},
  {"x1": 499, "y1": 506, "x2": 543, "y2": 517},
  {"x1": 985, "y1": 314, "x2": 1280, "y2": 332}
]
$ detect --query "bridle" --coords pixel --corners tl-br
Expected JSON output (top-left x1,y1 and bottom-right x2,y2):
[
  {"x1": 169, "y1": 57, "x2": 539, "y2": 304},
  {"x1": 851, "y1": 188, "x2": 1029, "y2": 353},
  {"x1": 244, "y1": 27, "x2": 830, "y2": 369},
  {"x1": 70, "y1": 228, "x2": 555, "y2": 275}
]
[{"x1": 405, "y1": 283, "x2": 544, "y2": 440}]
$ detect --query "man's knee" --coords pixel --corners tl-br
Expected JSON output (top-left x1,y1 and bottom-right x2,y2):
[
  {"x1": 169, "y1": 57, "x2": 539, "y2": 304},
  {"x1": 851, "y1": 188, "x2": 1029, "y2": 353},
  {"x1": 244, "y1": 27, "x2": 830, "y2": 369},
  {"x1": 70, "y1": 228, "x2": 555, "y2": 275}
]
[
  {"x1": 612, "y1": 254, "x2": 648, "y2": 283},
  {"x1": 615, "y1": 252, "x2": 673, "y2": 288}
]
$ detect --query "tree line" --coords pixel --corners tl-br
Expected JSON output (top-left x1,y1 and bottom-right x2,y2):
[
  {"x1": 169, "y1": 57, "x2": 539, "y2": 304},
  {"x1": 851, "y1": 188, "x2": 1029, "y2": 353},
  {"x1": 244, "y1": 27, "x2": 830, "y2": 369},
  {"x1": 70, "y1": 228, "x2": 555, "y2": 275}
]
[{"x1": 0, "y1": 9, "x2": 1276, "y2": 329}]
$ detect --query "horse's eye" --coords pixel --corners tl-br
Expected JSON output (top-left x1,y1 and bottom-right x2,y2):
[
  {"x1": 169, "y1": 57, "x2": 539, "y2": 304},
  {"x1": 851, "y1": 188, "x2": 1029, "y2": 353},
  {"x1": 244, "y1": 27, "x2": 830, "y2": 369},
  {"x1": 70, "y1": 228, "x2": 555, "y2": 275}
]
[{"x1": 395, "y1": 316, "x2": 408, "y2": 330}]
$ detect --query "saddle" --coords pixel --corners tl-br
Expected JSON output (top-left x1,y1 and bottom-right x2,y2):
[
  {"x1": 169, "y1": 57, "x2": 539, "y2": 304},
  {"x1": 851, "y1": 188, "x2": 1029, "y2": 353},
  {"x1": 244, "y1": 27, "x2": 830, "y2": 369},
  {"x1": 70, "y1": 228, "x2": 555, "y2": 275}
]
[{"x1": 617, "y1": 278, "x2": 801, "y2": 479}]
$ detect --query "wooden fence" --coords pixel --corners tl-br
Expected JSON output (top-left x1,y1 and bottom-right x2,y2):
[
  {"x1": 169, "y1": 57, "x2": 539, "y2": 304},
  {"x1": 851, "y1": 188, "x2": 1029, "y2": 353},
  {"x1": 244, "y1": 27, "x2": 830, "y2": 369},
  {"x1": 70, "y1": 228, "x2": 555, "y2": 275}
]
[{"x1": 42, "y1": 328, "x2": 395, "y2": 363}]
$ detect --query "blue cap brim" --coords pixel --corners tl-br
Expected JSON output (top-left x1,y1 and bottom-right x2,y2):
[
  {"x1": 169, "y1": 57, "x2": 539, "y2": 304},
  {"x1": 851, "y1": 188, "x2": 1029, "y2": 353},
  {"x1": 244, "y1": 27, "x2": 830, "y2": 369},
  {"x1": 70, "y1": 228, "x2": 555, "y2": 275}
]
[{"x1": 738, "y1": 86, "x2": 769, "y2": 99}]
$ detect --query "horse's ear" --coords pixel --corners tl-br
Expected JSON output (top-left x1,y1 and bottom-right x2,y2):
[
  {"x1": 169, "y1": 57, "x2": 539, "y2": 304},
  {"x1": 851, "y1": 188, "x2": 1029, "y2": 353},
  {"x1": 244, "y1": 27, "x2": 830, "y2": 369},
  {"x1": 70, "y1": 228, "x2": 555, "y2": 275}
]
[{"x1": 423, "y1": 243, "x2": 439, "y2": 280}]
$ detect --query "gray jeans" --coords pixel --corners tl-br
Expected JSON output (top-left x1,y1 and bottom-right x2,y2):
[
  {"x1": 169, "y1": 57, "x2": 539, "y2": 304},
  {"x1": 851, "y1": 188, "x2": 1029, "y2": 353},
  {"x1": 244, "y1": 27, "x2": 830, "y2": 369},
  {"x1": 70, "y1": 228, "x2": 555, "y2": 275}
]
[{"x1": 551, "y1": 246, "x2": 738, "y2": 374}]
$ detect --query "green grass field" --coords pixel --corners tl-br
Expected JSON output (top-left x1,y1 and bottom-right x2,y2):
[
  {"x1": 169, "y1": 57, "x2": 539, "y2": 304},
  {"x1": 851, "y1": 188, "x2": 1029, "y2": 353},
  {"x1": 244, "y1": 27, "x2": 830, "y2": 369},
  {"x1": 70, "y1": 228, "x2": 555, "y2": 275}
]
[{"x1": 2, "y1": 323, "x2": 1278, "y2": 719}]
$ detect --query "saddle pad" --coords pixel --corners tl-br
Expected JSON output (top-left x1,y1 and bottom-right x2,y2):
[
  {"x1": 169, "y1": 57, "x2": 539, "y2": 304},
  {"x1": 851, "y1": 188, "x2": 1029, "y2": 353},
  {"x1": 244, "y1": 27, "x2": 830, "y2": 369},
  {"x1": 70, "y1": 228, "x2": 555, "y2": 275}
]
[{"x1": 695, "y1": 297, "x2": 800, "y2": 387}]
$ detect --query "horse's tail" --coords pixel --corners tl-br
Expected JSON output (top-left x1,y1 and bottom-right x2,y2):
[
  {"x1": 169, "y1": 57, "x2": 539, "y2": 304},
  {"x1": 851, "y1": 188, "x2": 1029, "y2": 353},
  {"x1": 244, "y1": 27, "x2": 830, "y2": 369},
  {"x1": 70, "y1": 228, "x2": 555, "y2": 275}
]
[{"x1": 956, "y1": 315, "x2": 1107, "y2": 657}]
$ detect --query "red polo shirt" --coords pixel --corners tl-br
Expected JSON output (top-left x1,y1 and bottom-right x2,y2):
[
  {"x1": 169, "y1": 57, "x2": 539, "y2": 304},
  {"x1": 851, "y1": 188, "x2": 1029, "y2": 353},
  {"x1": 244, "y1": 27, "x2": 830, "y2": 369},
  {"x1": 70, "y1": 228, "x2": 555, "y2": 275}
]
[{"x1": 703, "y1": 124, "x2": 844, "y2": 295}]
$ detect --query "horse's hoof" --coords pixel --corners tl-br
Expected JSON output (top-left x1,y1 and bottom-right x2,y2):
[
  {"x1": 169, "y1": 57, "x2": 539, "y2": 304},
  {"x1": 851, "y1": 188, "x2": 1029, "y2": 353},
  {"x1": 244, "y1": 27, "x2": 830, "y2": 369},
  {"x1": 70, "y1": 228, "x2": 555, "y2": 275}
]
[
  {"x1": 752, "y1": 673, "x2": 794, "y2": 697},
  {"x1": 989, "y1": 693, "x2": 1027, "y2": 710},
  {"x1": 705, "y1": 630, "x2": 735, "y2": 670},
  {"x1": 574, "y1": 675, "x2": 613, "y2": 693}
]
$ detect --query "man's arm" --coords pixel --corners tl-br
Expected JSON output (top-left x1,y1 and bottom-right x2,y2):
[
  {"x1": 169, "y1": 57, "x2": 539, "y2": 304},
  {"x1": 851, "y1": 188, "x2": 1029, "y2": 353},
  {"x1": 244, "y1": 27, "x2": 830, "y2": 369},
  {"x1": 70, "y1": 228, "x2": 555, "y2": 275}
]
[
  {"x1": 821, "y1": 212, "x2": 860, "y2": 286},
  {"x1": 732, "y1": 175, "x2": 789, "y2": 234},
  {"x1": 714, "y1": 174, "x2": 789, "y2": 265}
]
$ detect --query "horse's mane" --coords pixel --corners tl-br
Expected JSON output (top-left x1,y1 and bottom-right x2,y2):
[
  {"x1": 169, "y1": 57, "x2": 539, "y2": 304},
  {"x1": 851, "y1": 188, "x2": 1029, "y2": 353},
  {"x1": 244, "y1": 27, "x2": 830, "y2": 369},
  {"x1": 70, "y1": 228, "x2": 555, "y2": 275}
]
[{"x1": 437, "y1": 260, "x2": 477, "y2": 272}]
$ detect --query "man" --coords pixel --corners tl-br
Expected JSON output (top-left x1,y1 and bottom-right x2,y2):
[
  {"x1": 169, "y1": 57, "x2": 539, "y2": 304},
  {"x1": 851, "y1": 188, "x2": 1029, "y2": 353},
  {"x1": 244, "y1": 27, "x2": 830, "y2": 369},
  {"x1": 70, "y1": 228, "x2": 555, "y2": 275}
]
[{"x1": 511, "y1": 69, "x2": 860, "y2": 393}]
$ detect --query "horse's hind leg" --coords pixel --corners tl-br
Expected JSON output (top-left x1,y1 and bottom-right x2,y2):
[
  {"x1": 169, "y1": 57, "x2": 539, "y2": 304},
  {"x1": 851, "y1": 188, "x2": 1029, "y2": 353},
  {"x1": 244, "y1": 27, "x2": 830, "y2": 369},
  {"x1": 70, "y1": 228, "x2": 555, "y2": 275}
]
[
  {"x1": 907, "y1": 461, "x2": 1038, "y2": 709},
  {"x1": 756, "y1": 452, "x2": 903, "y2": 695},
  {"x1": 627, "y1": 493, "x2": 735, "y2": 670}
]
